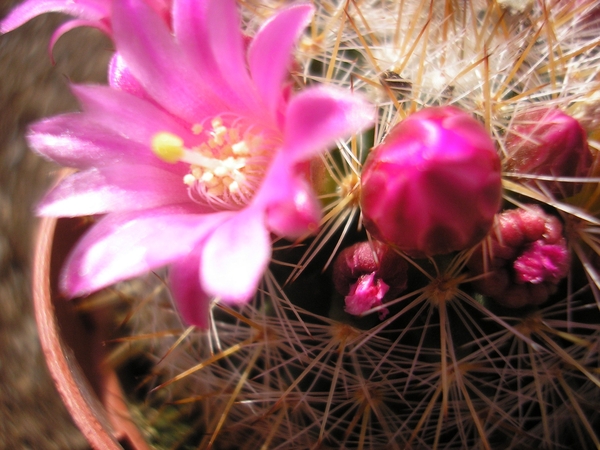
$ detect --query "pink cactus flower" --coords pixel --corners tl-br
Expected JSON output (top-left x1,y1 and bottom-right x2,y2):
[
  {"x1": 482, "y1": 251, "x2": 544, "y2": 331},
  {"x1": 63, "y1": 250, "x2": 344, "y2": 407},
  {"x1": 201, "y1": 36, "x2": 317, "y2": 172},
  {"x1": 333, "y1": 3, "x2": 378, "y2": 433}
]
[
  {"x1": 27, "y1": 0, "x2": 374, "y2": 328},
  {"x1": 333, "y1": 241, "x2": 408, "y2": 319},
  {"x1": 360, "y1": 106, "x2": 502, "y2": 256},
  {"x1": 468, "y1": 205, "x2": 569, "y2": 309},
  {"x1": 504, "y1": 108, "x2": 591, "y2": 196}
]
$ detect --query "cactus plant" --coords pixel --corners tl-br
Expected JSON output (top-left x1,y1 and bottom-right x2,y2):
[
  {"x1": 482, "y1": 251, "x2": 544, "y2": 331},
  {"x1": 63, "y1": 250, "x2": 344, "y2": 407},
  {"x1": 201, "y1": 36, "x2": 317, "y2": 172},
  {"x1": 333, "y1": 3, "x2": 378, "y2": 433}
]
[
  {"x1": 4, "y1": 0, "x2": 600, "y2": 448},
  {"x1": 105, "y1": 2, "x2": 600, "y2": 448}
]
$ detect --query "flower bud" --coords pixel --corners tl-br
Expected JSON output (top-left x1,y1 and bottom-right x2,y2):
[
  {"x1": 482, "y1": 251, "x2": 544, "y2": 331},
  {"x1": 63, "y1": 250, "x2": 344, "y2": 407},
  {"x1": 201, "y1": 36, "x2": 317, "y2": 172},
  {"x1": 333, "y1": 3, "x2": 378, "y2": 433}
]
[
  {"x1": 360, "y1": 106, "x2": 502, "y2": 256},
  {"x1": 505, "y1": 108, "x2": 591, "y2": 196},
  {"x1": 468, "y1": 205, "x2": 569, "y2": 308},
  {"x1": 333, "y1": 240, "x2": 408, "y2": 319}
]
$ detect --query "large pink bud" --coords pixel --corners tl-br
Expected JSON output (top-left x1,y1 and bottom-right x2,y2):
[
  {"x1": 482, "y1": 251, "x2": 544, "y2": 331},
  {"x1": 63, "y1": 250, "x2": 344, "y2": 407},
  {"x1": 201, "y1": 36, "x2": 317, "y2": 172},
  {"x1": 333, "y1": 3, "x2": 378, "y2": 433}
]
[
  {"x1": 360, "y1": 106, "x2": 502, "y2": 256},
  {"x1": 505, "y1": 108, "x2": 591, "y2": 196}
]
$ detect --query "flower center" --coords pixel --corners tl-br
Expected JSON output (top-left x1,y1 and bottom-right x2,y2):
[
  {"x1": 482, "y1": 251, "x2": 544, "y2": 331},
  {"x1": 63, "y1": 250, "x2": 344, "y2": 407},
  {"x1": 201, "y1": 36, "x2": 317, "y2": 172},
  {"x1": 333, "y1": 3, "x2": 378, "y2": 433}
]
[{"x1": 152, "y1": 118, "x2": 270, "y2": 208}]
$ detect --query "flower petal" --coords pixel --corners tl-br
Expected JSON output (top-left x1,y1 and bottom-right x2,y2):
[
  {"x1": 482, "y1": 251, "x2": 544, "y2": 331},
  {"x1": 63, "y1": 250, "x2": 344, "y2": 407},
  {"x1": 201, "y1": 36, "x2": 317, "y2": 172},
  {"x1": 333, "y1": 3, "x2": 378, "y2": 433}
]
[
  {"x1": 108, "y1": 53, "x2": 151, "y2": 100},
  {"x1": 205, "y1": 0, "x2": 257, "y2": 111},
  {"x1": 172, "y1": 0, "x2": 246, "y2": 112},
  {"x1": 0, "y1": 0, "x2": 108, "y2": 33},
  {"x1": 72, "y1": 85, "x2": 192, "y2": 144},
  {"x1": 258, "y1": 155, "x2": 321, "y2": 238},
  {"x1": 248, "y1": 3, "x2": 314, "y2": 116},
  {"x1": 283, "y1": 86, "x2": 375, "y2": 161},
  {"x1": 27, "y1": 114, "x2": 184, "y2": 171},
  {"x1": 37, "y1": 165, "x2": 191, "y2": 216},
  {"x1": 61, "y1": 205, "x2": 231, "y2": 297},
  {"x1": 172, "y1": 0, "x2": 216, "y2": 81},
  {"x1": 169, "y1": 245, "x2": 212, "y2": 329},
  {"x1": 112, "y1": 0, "x2": 225, "y2": 121},
  {"x1": 201, "y1": 209, "x2": 270, "y2": 303}
]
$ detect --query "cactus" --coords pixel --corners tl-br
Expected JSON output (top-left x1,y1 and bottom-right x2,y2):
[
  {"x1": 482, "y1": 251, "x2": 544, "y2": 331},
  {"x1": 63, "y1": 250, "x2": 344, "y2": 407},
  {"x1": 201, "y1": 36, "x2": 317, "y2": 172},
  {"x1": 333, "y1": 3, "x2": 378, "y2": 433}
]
[
  {"x1": 6, "y1": 0, "x2": 599, "y2": 448},
  {"x1": 92, "y1": 2, "x2": 600, "y2": 449}
]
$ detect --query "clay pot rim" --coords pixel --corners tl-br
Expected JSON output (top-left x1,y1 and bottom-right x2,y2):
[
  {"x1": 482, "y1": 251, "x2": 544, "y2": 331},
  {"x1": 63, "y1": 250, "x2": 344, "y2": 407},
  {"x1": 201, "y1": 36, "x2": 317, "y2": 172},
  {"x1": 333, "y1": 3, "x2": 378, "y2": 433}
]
[{"x1": 33, "y1": 213, "x2": 149, "y2": 450}]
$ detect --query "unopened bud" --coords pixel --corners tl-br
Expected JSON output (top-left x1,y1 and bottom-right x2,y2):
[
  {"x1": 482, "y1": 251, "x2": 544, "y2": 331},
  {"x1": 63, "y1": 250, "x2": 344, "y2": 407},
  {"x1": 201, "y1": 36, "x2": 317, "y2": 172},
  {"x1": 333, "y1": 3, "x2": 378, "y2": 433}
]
[
  {"x1": 360, "y1": 106, "x2": 502, "y2": 256},
  {"x1": 333, "y1": 240, "x2": 408, "y2": 319},
  {"x1": 505, "y1": 108, "x2": 591, "y2": 196},
  {"x1": 468, "y1": 205, "x2": 569, "y2": 308}
]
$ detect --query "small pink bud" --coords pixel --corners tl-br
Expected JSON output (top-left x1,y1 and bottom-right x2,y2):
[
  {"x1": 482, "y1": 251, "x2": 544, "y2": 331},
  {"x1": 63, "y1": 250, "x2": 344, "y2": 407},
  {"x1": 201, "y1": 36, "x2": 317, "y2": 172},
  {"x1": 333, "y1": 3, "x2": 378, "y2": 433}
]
[
  {"x1": 333, "y1": 241, "x2": 408, "y2": 319},
  {"x1": 505, "y1": 108, "x2": 591, "y2": 196},
  {"x1": 360, "y1": 106, "x2": 502, "y2": 256},
  {"x1": 469, "y1": 205, "x2": 569, "y2": 308},
  {"x1": 513, "y1": 240, "x2": 569, "y2": 284},
  {"x1": 345, "y1": 273, "x2": 390, "y2": 319}
]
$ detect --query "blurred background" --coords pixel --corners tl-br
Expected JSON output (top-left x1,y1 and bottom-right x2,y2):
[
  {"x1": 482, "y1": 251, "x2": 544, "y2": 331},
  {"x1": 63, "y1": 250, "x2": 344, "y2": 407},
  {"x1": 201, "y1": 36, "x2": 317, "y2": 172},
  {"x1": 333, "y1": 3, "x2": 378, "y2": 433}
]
[{"x1": 0, "y1": 3, "x2": 111, "y2": 447}]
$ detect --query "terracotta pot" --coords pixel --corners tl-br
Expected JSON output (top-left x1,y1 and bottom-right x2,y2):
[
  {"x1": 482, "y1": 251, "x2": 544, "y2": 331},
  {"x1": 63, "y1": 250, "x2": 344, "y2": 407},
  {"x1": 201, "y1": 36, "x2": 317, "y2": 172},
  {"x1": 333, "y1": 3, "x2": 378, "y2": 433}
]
[{"x1": 33, "y1": 215, "x2": 150, "y2": 450}]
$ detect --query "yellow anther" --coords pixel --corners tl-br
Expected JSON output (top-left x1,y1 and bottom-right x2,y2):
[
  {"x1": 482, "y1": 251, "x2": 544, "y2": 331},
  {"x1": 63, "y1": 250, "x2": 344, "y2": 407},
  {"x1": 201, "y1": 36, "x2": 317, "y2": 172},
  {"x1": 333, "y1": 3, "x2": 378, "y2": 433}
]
[
  {"x1": 192, "y1": 124, "x2": 203, "y2": 135},
  {"x1": 183, "y1": 174, "x2": 196, "y2": 186},
  {"x1": 232, "y1": 141, "x2": 250, "y2": 155},
  {"x1": 229, "y1": 180, "x2": 240, "y2": 194},
  {"x1": 151, "y1": 132, "x2": 184, "y2": 163},
  {"x1": 212, "y1": 126, "x2": 227, "y2": 145},
  {"x1": 213, "y1": 165, "x2": 228, "y2": 177},
  {"x1": 201, "y1": 172, "x2": 214, "y2": 183},
  {"x1": 192, "y1": 167, "x2": 202, "y2": 179}
]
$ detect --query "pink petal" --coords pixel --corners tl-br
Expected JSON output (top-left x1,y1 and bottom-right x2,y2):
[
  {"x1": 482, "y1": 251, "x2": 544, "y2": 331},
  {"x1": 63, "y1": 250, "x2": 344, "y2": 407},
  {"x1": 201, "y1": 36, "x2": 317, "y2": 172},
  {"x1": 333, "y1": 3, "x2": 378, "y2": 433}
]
[
  {"x1": 201, "y1": 209, "x2": 271, "y2": 303},
  {"x1": 283, "y1": 86, "x2": 375, "y2": 162},
  {"x1": 72, "y1": 85, "x2": 192, "y2": 144},
  {"x1": 144, "y1": 0, "x2": 171, "y2": 22},
  {"x1": 205, "y1": 0, "x2": 258, "y2": 112},
  {"x1": 172, "y1": 0, "x2": 246, "y2": 112},
  {"x1": 0, "y1": 0, "x2": 109, "y2": 33},
  {"x1": 28, "y1": 114, "x2": 184, "y2": 171},
  {"x1": 248, "y1": 3, "x2": 314, "y2": 116},
  {"x1": 112, "y1": 0, "x2": 225, "y2": 121},
  {"x1": 108, "y1": 53, "x2": 151, "y2": 100},
  {"x1": 61, "y1": 206, "x2": 231, "y2": 297},
  {"x1": 169, "y1": 246, "x2": 212, "y2": 329},
  {"x1": 172, "y1": 0, "x2": 217, "y2": 81},
  {"x1": 37, "y1": 165, "x2": 191, "y2": 216},
  {"x1": 260, "y1": 158, "x2": 321, "y2": 238}
]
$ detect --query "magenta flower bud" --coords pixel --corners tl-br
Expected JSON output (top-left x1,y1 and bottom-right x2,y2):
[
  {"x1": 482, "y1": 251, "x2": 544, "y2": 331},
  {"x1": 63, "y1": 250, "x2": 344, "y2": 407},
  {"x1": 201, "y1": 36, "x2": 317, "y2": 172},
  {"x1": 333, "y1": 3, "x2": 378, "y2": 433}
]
[
  {"x1": 333, "y1": 240, "x2": 408, "y2": 319},
  {"x1": 468, "y1": 205, "x2": 569, "y2": 309},
  {"x1": 345, "y1": 273, "x2": 390, "y2": 319},
  {"x1": 505, "y1": 108, "x2": 591, "y2": 196},
  {"x1": 360, "y1": 106, "x2": 502, "y2": 256},
  {"x1": 513, "y1": 241, "x2": 569, "y2": 284}
]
